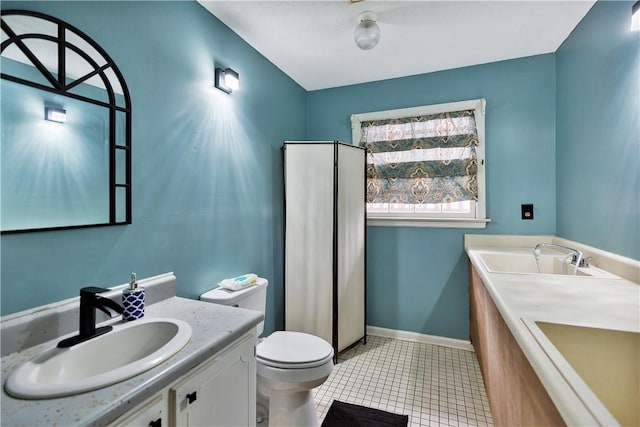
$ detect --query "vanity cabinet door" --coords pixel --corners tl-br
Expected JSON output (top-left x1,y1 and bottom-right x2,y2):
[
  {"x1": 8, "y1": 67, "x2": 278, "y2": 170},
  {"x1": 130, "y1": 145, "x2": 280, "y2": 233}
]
[
  {"x1": 109, "y1": 393, "x2": 165, "y2": 427},
  {"x1": 169, "y1": 334, "x2": 256, "y2": 427},
  {"x1": 468, "y1": 262, "x2": 565, "y2": 426}
]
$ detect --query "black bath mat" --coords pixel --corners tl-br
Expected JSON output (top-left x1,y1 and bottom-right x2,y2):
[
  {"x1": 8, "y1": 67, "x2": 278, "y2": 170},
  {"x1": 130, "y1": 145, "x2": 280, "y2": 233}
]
[{"x1": 321, "y1": 400, "x2": 409, "y2": 427}]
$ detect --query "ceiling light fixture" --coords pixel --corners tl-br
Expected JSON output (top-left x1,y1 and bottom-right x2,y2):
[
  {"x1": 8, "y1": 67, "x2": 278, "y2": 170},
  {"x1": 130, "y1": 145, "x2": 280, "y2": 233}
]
[{"x1": 354, "y1": 11, "x2": 380, "y2": 50}]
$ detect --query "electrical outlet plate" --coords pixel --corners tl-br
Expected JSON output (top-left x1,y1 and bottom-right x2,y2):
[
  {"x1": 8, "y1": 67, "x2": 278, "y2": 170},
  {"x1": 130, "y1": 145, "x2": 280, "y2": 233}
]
[{"x1": 521, "y1": 204, "x2": 534, "y2": 220}]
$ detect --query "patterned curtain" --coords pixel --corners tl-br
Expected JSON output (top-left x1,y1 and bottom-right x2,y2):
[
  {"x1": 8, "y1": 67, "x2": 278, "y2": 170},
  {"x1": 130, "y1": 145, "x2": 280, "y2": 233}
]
[{"x1": 358, "y1": 110, "x2": 479, "y2": 204}]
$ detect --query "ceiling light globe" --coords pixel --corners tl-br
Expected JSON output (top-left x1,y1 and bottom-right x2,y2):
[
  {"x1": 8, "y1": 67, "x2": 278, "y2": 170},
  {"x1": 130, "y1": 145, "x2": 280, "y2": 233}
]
[{"x1": 354, "y1": 18, "x2": 380, "y2": 50}]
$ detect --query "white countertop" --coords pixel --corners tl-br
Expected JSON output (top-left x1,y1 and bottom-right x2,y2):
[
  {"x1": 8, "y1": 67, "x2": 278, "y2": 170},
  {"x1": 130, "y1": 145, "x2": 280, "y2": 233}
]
[
  {"x1": 465, "y1": 236, "x2": 640, "y2": 426},
  {"x1": 0, "y1": 277, "x2": 263, "y2": 427}
]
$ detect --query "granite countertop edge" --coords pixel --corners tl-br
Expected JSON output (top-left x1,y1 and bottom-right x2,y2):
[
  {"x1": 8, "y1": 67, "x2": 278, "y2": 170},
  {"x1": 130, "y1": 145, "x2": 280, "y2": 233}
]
[{"x1": 1, "y1": 296, "x2": 263, "y2": 427}]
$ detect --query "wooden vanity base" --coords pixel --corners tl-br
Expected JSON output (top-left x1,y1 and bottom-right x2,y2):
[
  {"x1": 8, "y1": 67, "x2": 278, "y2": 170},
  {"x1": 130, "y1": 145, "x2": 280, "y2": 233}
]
[{"x1": 469, "y1": 263, "x2": 565, "y2": 427}]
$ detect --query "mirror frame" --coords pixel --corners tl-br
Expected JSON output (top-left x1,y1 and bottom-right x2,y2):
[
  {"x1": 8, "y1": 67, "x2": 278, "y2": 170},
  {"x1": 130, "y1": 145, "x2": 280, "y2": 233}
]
[{"x1": 1, "y1": 9, "x2": 132, "y2": 234}]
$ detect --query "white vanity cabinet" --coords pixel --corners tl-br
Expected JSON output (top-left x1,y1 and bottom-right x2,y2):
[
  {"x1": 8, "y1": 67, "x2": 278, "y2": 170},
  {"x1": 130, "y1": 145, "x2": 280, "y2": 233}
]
[
  {"x1": 108, "y1": 331, "x2": 256, "y2": 427},
  {"x1": 110, "y1": 394, "x2": 165, "y2": 427},
  {"x1": 169, "y1": 332, "x2": 256, "y2": 426}
]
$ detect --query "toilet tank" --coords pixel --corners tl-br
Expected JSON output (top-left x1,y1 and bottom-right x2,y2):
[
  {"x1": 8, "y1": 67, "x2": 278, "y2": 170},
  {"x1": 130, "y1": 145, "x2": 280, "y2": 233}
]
[{"x1": 200, "y1": 277, "x2": 268, "y2": 336}]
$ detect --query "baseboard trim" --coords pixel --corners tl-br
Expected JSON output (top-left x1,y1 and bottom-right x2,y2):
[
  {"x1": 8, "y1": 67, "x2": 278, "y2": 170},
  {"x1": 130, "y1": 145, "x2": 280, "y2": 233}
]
[{"x1": 366, "y1": 325, "x2": 475, "y2": 352}]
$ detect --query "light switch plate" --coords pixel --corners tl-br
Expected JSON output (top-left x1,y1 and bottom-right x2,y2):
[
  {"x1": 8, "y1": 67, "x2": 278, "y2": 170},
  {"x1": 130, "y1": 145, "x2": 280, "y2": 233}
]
[{"x1": 521, "y1": 204, "x2": 534, "y2": 220}]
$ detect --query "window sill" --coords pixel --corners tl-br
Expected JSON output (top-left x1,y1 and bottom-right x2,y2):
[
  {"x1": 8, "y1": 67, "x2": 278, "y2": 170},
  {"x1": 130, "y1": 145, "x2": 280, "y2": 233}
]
[{"x1": 366, "y1": 217, "x2": 491, "y2": 229}]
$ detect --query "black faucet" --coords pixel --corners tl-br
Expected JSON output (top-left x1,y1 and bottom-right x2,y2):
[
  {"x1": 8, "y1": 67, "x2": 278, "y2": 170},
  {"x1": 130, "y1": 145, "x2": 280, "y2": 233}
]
[{"x1": 58, "y1": 287, "x2": 124, "y2": 348}]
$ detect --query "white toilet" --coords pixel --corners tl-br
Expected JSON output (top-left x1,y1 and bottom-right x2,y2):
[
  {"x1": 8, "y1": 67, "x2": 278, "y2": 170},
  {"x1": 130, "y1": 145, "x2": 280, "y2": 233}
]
[{"x1": 200, "y1": 278, "x2": 334, "y2": 427}]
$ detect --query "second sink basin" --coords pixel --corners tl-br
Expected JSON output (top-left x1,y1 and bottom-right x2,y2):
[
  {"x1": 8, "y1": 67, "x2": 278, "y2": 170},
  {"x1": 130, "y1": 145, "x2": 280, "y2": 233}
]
[
  {"x1": 480, "y1": 251, "x2": 581, "y2": 274},
  {"x1": 528, "y1": 320, "x2": 639, "y2": 426},
  {"x1": 475, "y1": 249, "x2": 620, "y2": 278},
  {"x1": 5, "y1": 317, "x2": 192, "y2": 399}
]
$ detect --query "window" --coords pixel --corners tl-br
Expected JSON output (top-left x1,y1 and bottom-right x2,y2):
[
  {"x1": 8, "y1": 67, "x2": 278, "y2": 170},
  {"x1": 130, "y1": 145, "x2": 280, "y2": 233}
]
[{"x1": 351, "y1": 99, "x2": 488, "y2": 228}]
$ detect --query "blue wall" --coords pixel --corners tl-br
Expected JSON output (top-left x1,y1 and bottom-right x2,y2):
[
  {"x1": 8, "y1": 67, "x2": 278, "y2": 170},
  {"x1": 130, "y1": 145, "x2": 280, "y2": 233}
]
[
  {"x1": 307, "y1": 55, "x2": 557, "y2": 339},
  {"x1": 0, "y1": 1, "x2": 307, "y2": 336},
  {"x1": 556, "y1": 0, "x2": 640, "y2": 260},
  {"x1": 2, "y1": 1, "x2": 636, "y2": 343}
]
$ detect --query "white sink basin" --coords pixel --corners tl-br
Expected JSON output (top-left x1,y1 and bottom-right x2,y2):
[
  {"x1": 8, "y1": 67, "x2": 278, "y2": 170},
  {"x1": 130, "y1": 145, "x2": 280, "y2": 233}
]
[
  {"x1": 479, "y1": 251, "x2": 582, "y2": 275},
  {"x1": 475, "y1": 249, "x2": 620, "y2": 278},
  {"x1": 5, "y1": 317, "x2": 192, "y2": 399}
]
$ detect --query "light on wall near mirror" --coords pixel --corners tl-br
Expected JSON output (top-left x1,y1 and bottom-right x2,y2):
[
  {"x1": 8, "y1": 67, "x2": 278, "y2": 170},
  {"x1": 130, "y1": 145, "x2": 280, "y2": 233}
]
[
  {"x1": 632, "y1": 1, "x2": 640, "y2": 31},
  {"x1": 45, "y1": 107, "x2": 66, "y2": 123},
  {"x1": 215, "y1": 67, "x2": 240, "y2": 94}
]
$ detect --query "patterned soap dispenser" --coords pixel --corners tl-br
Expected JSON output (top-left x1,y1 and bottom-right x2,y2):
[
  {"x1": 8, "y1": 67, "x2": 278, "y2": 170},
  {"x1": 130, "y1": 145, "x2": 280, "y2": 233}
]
[{"x1": 122, "y1": 272, "x2": 145, "y2": 321}]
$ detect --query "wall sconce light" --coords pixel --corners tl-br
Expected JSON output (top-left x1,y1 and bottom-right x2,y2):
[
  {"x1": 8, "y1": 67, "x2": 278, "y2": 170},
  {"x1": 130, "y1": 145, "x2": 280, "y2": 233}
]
[
  {"x1": 632, "y1": 1, "x2": 640, "y2": 31},
  {"x1": 215, "y1": 67, "x2": 240, "y2": 93},
  {"x1": 45, "y1": 107, "x2": 66, "y2": 123}
]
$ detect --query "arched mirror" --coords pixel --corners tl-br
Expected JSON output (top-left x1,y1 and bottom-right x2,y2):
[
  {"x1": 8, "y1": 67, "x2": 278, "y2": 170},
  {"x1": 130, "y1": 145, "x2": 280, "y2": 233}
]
[{"x1": 1, "y1": 10, "x2": 131, "y2": 233}]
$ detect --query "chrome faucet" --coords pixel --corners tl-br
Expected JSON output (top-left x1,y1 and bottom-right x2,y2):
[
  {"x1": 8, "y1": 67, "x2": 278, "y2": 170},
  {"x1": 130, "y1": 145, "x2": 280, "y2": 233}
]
[
  {"x1": 58, "y1": 287, "x2": 124, "y2": 348},
  {"x1": 533, "y1": 243, "x2": 583, "y2": 275}
]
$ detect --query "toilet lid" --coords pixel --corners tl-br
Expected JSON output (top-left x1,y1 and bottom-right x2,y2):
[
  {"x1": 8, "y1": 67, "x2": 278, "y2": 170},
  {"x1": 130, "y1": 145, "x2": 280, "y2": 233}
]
[{"x1": 257, "y1": 331, "x2": 333, "y2": 367}]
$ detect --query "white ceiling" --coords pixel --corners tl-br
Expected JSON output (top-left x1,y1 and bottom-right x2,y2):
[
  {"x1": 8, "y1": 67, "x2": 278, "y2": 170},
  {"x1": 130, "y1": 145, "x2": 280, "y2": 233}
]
[{"x1": 198, "y1": 1, "x2": 595, "y2": 91}]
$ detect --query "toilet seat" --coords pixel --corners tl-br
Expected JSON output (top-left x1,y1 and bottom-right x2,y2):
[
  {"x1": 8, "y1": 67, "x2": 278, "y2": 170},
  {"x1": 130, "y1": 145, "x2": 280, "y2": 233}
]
[{"x1": 257, "y1": 331, "x2": 334, "y2": 369}]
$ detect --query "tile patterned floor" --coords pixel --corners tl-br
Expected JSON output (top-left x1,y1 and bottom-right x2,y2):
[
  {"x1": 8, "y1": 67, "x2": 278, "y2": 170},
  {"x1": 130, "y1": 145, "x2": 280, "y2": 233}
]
[{"x1": 314, "y1": 335, "x2": 494, "y2": 427}]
